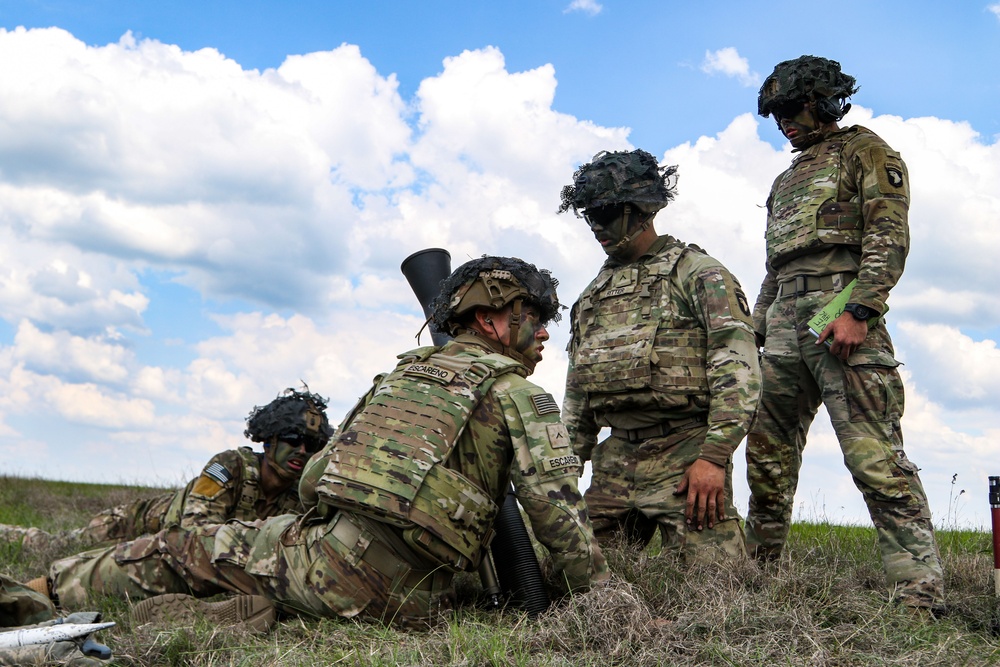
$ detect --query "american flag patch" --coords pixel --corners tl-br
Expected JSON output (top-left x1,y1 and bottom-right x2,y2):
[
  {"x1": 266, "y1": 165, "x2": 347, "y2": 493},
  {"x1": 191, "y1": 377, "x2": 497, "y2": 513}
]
[
  {"x1": 530, "y1": 393, "x2": 559, "y2": 415},
  {"x1": 204, "y1": 462, "x2": 232, "y2": 485}
]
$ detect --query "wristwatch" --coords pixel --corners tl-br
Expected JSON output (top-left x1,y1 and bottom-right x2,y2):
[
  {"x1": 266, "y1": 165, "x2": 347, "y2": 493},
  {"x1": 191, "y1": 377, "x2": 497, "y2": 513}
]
[{"x1": 843, "y1": 303, "x2": 874, "y2": 321}]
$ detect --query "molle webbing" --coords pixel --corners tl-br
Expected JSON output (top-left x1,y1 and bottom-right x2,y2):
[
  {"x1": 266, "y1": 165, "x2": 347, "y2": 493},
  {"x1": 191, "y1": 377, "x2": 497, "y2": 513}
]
[
  {"x1": 233, "y1": 447, "x2": 261, "y2": 520},
  {"x1": 573, "y1": 245, "x2": 710, "y2": 398},
  {"x1": 315, "y1": 349, "x2": 518, "y2": 570},
  {"x1": 767, "y1": 137, "x2": 863, "y2": 268}
]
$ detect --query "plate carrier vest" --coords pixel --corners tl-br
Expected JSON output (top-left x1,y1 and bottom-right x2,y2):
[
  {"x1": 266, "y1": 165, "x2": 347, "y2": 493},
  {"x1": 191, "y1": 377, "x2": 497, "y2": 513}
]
[
  {"x1": 571, "y1": 243, "x2": 711, "y2": 412},
  {"x1": 766, "y1": 129, "x2": 864, "y2": 268},
  {"x1": 314, "y1": 346, "x2": 522, "y2": 572}
]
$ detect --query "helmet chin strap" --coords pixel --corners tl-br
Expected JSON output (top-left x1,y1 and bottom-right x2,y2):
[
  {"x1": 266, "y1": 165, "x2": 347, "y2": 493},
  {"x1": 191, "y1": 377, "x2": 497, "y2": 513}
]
[
  {"x1": 608, "y1": 204, "x2": 652, "y2": 256},
  {"x1": 484, "y1": 299, "x2": 536, "y2": 373}
]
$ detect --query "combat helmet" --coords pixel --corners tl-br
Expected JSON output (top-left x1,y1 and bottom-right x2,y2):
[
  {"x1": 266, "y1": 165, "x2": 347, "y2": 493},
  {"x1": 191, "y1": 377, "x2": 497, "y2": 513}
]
[
  {"x1": 245, "y1": 387, "x2": 333, "y2": 452},
  {"x1": 429, "y1": 256, "x2": 561, "y2": 371},
  {"x1": 557, "y1": 149, "x2": 678, "y2": 217},
  {"x1": 758, "y1": 55, "x2": 858, "y2": 122}
]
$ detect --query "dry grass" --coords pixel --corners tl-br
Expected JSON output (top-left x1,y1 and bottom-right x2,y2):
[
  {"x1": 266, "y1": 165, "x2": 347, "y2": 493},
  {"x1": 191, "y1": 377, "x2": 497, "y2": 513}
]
[{"x1": 2, "y1": 476, "x2": 999, "y2": 666}]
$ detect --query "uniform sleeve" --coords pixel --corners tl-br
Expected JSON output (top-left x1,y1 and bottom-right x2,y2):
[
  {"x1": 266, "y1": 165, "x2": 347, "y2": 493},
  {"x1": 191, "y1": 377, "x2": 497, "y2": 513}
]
[
  {"x1": 178, "y1": 450, "x2": 243, "y2": 527},
  {"x1": 562, "y1": 302, "x2": 600, "y2": 462},
  {"x1": 845, "y1": 138, "x2": 910, "y2": 314},
  {"x1": 752, "y1": 263, "x2": 778, "y2": 338},
  {"x1": 687, "y1": 260, "x2": 762, "y2": 466},
  {"x1": 752, "y1": 187, "x2": 780, "y2": 338},
  {"x1": 500, "y1": 382, "x2": 608, "y2": 592}
]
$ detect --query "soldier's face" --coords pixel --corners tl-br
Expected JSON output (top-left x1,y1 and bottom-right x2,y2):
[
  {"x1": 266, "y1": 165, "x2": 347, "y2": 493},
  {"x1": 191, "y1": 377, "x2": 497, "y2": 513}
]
[
  {"x1": 775, "y1": 100, "x2": 818, "y2": 149},
  {"x1": 488, "y1": 305, "x2": 549, "y2": 367},
  {"x1": 511, "y1": 307, "x2": 549, "y2": 367},
  {"x1": 270, "y1": 437, "x2": 311, "y2": 476},
  {"x1": 584, "y1": 204, "x2": 632, "y2": 256}
]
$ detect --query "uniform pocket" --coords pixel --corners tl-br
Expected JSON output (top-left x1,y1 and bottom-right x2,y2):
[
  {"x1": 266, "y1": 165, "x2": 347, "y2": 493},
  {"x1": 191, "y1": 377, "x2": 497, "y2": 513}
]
[{"x1": 843, "y1": 349, "x2": 902, "y2": 423}]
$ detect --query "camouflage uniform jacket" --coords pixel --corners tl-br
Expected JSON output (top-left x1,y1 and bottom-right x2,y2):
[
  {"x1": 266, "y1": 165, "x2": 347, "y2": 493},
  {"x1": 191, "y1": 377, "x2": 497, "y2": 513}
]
[
  {"x1": 752, "y1": 125, "x2": 909, "y2": 336},
  {"x1": 299, "y1": 335, "x2": 607, "y2": 590},
  {"x1": 171, "y1": 446, "x2": 302, "y2": 526},
  {"x1": 564, "y1": 235, "x2": 760, "y2": 467}
]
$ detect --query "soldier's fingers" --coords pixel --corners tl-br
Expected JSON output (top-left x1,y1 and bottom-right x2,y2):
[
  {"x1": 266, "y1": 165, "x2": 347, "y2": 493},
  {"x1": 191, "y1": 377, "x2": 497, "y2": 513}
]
[
  {"x1": 706, "y1": 495, "x2": 717, "y2": 528},
  {"x1": 685, "y1": 488, "x2": 696, "y2": 523}
]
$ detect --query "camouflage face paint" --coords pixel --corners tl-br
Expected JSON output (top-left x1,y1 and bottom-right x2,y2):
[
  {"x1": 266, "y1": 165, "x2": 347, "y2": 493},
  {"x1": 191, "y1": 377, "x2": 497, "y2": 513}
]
[
  {"x1": 269, "y1": 438, "x2": 309, "y2": 478},
  {"x1": 510, "y1": 307, "x2": 548, "y2": 368}
]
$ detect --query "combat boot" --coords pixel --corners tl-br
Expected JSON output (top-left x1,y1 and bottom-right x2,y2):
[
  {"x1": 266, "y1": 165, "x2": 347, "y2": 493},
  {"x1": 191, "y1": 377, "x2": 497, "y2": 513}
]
[
  {"x1": 130, "y1": 593, "x2": 276, "y2": 633},
  {"x1": 24, "y1": 576, "x2": 51, "y2": 599}
]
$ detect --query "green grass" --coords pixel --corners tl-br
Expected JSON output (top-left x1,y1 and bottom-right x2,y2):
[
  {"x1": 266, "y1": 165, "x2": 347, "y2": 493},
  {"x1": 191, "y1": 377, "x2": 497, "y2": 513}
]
[{"x1": 2, "y1": 476, "x2": 999, "y2": 666}]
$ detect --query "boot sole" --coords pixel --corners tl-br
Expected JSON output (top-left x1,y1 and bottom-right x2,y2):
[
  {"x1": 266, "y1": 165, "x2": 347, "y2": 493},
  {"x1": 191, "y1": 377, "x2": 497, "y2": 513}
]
[{"x1": 130, "y1": 593, "x2": 276, "y2": 633}]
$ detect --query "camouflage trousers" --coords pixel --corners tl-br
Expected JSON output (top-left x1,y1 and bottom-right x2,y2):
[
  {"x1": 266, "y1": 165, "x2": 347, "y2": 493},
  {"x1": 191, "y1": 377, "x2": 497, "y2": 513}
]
[
  {"x1": 75, "y1": 491, "x2": 177, "y2": 545},
  {"x1": 585, "y1": 425, "x2": 746, "y2": 563},
  {"x1": 0, "y1": 492, "x2": 175, "y2": 554},
  {"x1": 49, "y1": 510, "x2": 455, "y2": 627},
  {"x1": 746, "y1": 290, "x2": 944, "y2": 607}
]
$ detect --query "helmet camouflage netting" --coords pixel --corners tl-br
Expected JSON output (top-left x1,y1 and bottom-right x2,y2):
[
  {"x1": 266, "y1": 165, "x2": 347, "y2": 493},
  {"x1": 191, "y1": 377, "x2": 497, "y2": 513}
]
[
  {"x1": 558, "y1": 149, "x2": 678, "y2": 217},
  {"x1": 758, "y1": 55, "x2": 858, "y2": 118},
  {"x1": 429, "y1": 256, "x2": 562, "y2": 336},
  {"x1": 244, "y1": 387, "x2": 334, "y2": 444}
]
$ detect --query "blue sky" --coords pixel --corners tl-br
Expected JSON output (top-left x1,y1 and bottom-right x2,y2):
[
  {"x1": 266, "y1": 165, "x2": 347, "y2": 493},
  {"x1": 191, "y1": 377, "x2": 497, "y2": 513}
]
[{"x1": 0, "y1": 0, "x2": 998, "y2": 530}]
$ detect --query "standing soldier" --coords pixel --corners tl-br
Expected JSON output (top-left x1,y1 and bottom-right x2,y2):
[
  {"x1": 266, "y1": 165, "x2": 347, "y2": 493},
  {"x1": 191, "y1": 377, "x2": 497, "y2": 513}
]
[
  {"x1": 746, "y1": 55, "x2": 945, "y2": 613},
  {"x1": 32, "y1": 256, "x2": 607, "y2": 630},
  {"x1": 4, "y1": 388, "x2": 330, "y2": 554},
  {"x1": 558, "y1": 149, "x2": 760, "y2": 562}
]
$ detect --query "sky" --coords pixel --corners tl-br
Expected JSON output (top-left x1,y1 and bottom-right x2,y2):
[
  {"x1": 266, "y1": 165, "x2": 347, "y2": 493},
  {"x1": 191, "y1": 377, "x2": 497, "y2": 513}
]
[{"x1": 0, "y1": 0, "x2": 998, "y2": 530}]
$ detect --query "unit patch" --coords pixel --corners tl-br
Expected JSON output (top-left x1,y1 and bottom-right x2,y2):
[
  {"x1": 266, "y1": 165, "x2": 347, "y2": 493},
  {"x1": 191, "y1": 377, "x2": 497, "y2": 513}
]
[
  {"x1": 735, "y1": 288, "x2": 751, "y2": 317},
  {"x1": 530, "y1": 393, "x2": 560, "y2": 415},
  {"x1": 885, "y1": 166, "x2": 904, "y2": 188}
]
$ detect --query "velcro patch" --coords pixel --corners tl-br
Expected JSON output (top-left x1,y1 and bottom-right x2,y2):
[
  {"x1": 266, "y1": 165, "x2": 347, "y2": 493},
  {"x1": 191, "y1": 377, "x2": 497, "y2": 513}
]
[
  {"x1": 547, "y1": 423, "x2": 570, "y2": 449},
  {"x1": 191, "y1": 475, "x2": 225, "y2": 497},
  {"x1": 204, "y1": 462, "x2": 232, "y2": 485},
  {"x1": 403, "y1": 363, "x2": 456, "y2": 384},
  {"x1": 541, "y1": 454, "x2": 581, "y2": 473},
  {"x1": 530, "y1": 393, "x2": 560, "y2": 415}
]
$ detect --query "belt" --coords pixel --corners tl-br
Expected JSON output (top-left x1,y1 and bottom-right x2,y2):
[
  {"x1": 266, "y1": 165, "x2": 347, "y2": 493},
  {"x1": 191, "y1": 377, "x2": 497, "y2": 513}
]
[
  {"x1": 610, "y1": 416, "x2": 707, "y2": 443},
  {"x1": 776, "y1": 272, "x2": 856, "y2": 299},
  {"x1": 329, "y1": 512, "x2": 444, "y2": 591}
]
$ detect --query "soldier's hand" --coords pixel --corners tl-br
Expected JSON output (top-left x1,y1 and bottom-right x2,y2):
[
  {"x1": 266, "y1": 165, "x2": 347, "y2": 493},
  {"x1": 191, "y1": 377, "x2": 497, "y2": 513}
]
[
  {"x1": 674, "y1": 459, "x2": 726, "y2": 530},
  {"x1": 817, "y1": 312, "x2": 869, "y2": 361}
]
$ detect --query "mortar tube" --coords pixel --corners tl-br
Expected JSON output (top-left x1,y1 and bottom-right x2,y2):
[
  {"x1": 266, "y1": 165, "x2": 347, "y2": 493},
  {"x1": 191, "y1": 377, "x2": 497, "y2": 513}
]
[{"x1": 990, "y1": 476, "x2": 1000, "y2": 597}]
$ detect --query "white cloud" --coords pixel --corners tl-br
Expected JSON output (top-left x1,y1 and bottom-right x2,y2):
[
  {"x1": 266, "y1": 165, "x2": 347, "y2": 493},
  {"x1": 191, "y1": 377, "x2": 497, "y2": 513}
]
[
  {"x1": 0, "y1": 29, "x2": 996, "y2": 528},
  {"x1": 701, "y1": 47, "x2": 760, "y2": 87},
  {"x1": 564, "y1": 0, "x2": 603, "y2": 16},
  {"x1": 894, "y1": 322, "x2": 1000, "y2": 408},
  {"x1": 990, "y1": 3, "x2": 1000, "y2": 21}
]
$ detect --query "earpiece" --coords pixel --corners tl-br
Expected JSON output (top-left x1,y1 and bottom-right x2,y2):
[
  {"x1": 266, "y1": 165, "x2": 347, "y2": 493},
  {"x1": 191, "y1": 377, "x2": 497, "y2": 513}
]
[
  {"x1": 485, "y1": 318, "x2": 493, "y2": 324},
  {"x1": 815, "y1": 96, "x2": 846, "y2": 123}
]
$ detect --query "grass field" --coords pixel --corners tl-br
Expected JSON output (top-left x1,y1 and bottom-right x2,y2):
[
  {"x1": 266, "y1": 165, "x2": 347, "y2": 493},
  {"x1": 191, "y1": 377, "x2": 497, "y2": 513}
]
[{"x1": 2, "y1": 474, "x2": 999, "y2": 666}]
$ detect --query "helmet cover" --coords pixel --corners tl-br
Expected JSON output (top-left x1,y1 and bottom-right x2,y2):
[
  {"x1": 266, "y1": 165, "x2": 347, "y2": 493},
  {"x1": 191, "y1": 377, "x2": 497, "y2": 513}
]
[
  {"x1": 558, "y1": 149, "x2": 678, "y2": 216},
  {"x1": 244, "y1": 387, "x2": 333, "y2": 446},
  {"x1": 758, "y1": 55, "x2": 858, "y2": 118},
  {"x1": 429, "y1": 256, "x2": 562, "y2": 336}
]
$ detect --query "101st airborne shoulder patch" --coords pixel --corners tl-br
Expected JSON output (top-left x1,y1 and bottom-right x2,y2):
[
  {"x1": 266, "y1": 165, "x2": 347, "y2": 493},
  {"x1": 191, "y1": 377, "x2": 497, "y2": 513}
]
[{"x1": 885, "y1": 165, "x2": 904, "y2": 188}]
